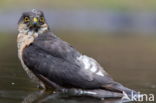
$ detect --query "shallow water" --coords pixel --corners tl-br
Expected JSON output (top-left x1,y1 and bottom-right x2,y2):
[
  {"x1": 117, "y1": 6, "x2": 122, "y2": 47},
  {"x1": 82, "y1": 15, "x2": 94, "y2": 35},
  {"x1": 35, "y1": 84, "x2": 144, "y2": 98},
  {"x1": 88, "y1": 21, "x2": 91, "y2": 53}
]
[{"x1": 0, "y1": 32, "x2": 156, "y2": 103}]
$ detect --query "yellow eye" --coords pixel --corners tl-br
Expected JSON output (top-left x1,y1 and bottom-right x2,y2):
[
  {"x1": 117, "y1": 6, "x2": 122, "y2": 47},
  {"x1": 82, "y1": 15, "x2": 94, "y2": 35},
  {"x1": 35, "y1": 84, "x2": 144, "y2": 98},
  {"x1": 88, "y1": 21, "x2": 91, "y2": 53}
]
[
  {"x1": 40, "y1": 17, "x2": 45, "y2": 23},
  {"x1": 24, "y1": 17, "x2": 30, "y2": 22}
]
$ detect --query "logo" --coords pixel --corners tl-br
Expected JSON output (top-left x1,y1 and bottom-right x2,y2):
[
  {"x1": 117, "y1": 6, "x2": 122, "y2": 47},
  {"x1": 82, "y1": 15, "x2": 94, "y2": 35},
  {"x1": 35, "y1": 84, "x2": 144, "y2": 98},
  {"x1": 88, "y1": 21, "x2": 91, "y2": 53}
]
[{"x1": 122, "y1": 91, "x2": 155, "y2": 102}]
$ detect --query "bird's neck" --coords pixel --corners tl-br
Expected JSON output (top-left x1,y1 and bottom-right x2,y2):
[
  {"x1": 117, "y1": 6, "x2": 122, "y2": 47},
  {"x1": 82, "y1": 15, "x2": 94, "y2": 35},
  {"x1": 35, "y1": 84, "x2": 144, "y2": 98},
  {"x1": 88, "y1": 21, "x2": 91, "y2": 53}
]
[
  {"x1": 38, "y1": 24, "x2": 49, "y2": 34},
  {"x1": 17, "y1": 33, "x2": 35, "y2": 54}
]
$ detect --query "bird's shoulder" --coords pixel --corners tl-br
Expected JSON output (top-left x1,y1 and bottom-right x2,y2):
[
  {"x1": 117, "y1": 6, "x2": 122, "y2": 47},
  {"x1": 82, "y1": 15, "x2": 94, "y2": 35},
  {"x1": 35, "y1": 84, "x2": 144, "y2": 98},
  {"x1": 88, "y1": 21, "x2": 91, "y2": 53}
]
[{"x1": 32, "y1": 31, "x2": 81, "y2": 60}]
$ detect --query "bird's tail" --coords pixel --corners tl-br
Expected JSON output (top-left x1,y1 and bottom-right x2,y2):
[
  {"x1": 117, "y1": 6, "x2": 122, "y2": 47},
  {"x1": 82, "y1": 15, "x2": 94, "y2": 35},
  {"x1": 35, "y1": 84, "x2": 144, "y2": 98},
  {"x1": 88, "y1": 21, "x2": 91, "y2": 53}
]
[
  {"x1": 61, "y1": 88, "x2": 123, "y2": 99},
  {"x1": 60, "y1": 81, "x2": 140, "y2": 100},
  {"x1": 101, "y1": 81, "x2": 139, "y2": 99},
  {"x1": 60, "y1": 82, "x2": 140, "y2": 100}
]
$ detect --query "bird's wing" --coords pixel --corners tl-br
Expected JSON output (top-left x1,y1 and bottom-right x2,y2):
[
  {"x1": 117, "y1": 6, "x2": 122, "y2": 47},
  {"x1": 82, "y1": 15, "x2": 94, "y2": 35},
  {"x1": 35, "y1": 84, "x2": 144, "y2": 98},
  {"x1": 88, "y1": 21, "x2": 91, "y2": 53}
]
[{"x1": 22, "y1": 32, "x2": 121, "y2": 90}]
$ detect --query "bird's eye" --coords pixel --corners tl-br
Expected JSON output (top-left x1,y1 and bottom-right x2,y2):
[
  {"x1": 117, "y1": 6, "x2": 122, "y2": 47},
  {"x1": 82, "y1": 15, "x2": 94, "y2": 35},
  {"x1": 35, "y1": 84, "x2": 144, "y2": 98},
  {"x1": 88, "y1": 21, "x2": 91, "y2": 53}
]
[
  {"x1": 40, "y1": 17, "x2": 45, "y2": 23},
  {"x1": 24, "y1": 17, "x2": 30, "y2": 22}
]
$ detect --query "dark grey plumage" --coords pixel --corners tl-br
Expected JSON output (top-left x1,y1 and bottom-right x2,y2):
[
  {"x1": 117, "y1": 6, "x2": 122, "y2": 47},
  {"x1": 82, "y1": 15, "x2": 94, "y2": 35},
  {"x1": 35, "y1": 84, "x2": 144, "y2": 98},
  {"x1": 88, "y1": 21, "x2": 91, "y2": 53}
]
[
  {"x1": 18, "y1": 9, "x2": 138, "y2": 99},
  {"x1": 22, "y1": 31, "x2": 134, "y2": 94}
]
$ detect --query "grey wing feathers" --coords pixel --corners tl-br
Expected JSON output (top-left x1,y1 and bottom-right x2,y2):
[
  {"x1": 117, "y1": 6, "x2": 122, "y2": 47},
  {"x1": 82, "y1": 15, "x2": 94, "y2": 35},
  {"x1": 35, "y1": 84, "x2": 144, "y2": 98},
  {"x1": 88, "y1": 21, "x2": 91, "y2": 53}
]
[
  {"x1": 33, "y1": 32, "x2": 80, "y2": 63},
  {"x1": 23, "y1": 45, "x2": 102, "y2": 89},
  {"x1": 22, "y1": 31, "x2": 118, "y2": 89}
]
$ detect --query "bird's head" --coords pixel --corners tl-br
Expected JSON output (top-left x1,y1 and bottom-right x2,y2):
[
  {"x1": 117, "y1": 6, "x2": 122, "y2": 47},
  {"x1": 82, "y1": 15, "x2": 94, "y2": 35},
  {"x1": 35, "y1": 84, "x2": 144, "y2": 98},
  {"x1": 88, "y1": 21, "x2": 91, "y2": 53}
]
[{"x1": 18, "y1": 9, "x2": 49, "y2": 35}]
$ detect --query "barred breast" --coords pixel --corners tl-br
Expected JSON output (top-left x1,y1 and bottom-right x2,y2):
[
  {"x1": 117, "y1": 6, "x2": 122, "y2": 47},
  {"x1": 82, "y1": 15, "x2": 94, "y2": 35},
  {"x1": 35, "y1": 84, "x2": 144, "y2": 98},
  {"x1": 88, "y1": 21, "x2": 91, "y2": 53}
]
[{"x1": 17, "y1": 33, "x2": 45, "y2": 88}]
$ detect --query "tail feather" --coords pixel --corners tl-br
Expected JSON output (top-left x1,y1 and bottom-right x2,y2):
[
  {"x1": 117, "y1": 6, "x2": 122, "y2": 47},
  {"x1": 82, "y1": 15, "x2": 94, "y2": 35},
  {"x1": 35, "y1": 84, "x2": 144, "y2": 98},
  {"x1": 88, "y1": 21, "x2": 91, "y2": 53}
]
[
  {"x1": 82, "y1": 89, "x2": 123, "y2": 99},
  {"x1": 61, "y1": 88, "x2": 123, "y2": 99},
  {"x1": 101, "y1": 81, "x2": 138, "y2": 98}
]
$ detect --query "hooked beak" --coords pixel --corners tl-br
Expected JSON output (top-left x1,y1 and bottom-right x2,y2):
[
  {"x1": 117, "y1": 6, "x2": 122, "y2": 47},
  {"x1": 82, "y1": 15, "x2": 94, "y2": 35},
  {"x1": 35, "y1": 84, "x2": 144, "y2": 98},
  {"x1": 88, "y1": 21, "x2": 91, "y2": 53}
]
[
  {"x1": 33, "y1": 17, "x2": 38, "y2": 26},
  {"x1": 29, "y1": 17, "x2": 40, "y2": 32}
]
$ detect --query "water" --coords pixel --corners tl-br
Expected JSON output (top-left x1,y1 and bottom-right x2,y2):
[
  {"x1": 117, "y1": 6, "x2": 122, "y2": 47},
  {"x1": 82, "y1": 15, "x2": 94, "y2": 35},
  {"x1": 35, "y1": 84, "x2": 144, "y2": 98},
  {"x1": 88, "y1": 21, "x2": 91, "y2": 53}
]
[{"x1": 0, "y1": 32, "x2": 156, "y2": 103}]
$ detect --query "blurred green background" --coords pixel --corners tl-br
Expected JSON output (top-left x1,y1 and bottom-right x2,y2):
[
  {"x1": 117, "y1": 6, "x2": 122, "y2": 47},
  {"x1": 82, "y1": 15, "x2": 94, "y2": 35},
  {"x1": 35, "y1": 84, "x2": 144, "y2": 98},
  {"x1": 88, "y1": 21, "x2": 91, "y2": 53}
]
[
  {"x1": 0, "y1": 0, "x2": 156, "y2": 103},
  {"x1": 1, "y1": 0, "x2": 156, "y2": 10}
]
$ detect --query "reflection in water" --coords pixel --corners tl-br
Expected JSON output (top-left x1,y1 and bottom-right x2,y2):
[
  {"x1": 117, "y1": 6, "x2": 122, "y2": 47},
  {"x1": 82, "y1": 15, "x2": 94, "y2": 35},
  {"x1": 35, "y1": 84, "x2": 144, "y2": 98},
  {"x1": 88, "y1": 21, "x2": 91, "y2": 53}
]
[
  {"x1": 22, "y1": 90, "x2": 47, "y2": 103},
  {"x1": 22, "y1": 90, "x2": 129, "y2": 103}
]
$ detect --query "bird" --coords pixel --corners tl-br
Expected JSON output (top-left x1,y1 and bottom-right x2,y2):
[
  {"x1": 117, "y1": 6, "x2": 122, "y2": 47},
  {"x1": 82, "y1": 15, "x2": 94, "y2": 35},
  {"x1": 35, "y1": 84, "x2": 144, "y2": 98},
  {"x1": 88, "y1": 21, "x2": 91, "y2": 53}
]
[{"x1": 17, "y1": 9, "x2": 138, "y2": 99}]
